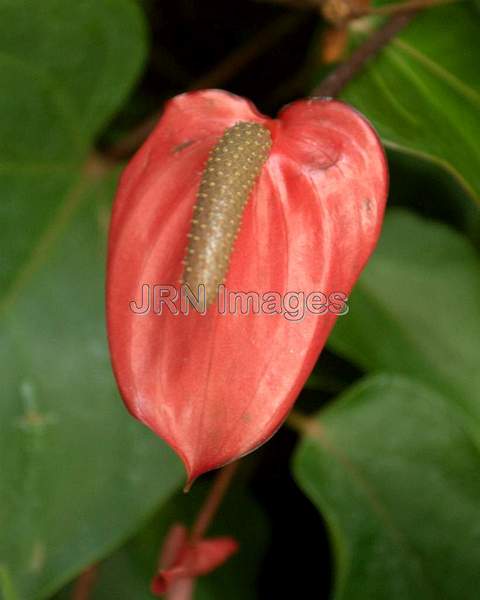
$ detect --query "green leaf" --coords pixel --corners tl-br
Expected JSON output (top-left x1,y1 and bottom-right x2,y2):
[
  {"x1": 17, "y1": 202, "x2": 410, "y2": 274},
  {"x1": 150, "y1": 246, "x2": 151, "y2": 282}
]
[
  {"x1": 0, "y1": 565, "x2": 19, "y2": 600},
  {"x1": 0, "y1": 2, "x2": 184, "y2": 598},
  {"x1": 0, "y1": 0, "x2": 147, "y2": 294},
  {"x1": 329, "y1": 209, "x2": 480, "y2": 423},
  {"x1": 293, "y1": 374, "x2": 480, "y2": 600},
  {"x1": 56, "y1": 482, "x2": 269, "y2": 600},
  {"x1": 339, "y1": 4, "x2": 480, "y2": 203},
  {"x1": 0, "y1": 174, "x2": 183, "y2": 599},
  {"x1": 0, "y1": 0, "x2": 147, "y2": 142}
]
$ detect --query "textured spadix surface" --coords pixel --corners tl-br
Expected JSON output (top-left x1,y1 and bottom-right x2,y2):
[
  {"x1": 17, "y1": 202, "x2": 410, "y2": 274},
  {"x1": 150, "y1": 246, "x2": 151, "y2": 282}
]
[
  {"x1": 106, "y1": 90, "x2": 388, "y2": 481},
  {"x1": 182, "y1": 121, "x2": 272, "y2": 307}
]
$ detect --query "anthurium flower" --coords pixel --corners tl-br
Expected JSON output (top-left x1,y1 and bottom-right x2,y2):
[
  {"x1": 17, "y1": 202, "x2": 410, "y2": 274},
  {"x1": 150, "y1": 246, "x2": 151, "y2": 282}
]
[
  {"x1": 106, "y1": 89, "x2": 388, "y2": 483},
  {"x1": 151, "y1": 523, "x2": 238, "y2": 597}
]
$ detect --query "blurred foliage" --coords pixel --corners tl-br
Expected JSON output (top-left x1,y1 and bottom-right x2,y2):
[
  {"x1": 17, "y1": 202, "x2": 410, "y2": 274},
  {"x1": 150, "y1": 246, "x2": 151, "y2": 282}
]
[
  {"x1": 0, "y1": 1, "x2": 183, "y2": 598},
  {"x1": 338, "y1": 4, "x2": 480, "y2": 203},
  {"x1": 0, "y1": 0, "x2": 148, "y2": 293},
  {"x1": 0, "y1": 0, "x2": 479, "y2": 599},
  {"x1": 294, "y1": 374, "x2": 480, "y2": 600},
  {"x1": 55, "y1": 481, "x2": 268, "y2": 599},
  {"x1": 329, "y1": 209, "x2": 480, "y2": 423}
]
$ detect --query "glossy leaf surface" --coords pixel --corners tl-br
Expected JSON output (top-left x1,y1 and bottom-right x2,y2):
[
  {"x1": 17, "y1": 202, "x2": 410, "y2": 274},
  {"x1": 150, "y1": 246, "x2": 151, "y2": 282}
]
[
  {"x1": 329, "y1": 209, "x2": 480, "y2": 424},
  {"x1": 339, "y1": 4, "x2": 480, "y2": 203},
  {"x1": 294, "y1": 374, "x2": 480, "y2": 600}
]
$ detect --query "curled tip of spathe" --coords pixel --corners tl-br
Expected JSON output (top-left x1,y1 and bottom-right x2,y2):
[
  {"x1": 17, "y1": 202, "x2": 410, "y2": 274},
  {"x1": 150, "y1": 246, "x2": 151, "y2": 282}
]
[{"x1": 183, "y1": 478, "x2": 195, "y2": 494}]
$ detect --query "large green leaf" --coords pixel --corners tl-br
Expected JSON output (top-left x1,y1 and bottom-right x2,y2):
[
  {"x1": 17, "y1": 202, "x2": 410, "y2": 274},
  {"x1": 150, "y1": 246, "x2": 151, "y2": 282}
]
[
  {"x1": 0, "y1": 0, "x2": 147, "y2": 142},
  {"x1": 329, "y1": 209, "x2": 480, "y2": 423},
  {"x1": 339, "y1": 4, "x2": 480, "y2": 203},
  {"x1": 0, "y1": 2, "x2": 184, "y2": 598},
  {"x1": 0, "y1": 0, "x2": 147, "y2": 294},
  {"x1": 294, "y1": 374, "x2": 480, "y2": 600},
  {"x1": 0, "y1": 174, "x2": 183, "y2": 600},
  {"x1": 57, "y1": 481, "x2": 269, "y2": 599}
]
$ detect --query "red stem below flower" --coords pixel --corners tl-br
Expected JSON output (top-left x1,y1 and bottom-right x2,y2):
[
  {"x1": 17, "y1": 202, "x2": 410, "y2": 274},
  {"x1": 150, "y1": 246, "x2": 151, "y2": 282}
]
[{"x1": 190, "y1": 461, "x2": 239, "y2": 543}]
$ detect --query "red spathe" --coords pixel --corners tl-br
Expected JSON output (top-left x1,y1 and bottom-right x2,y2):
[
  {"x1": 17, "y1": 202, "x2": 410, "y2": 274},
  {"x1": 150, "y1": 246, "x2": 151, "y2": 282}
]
[{"x1": 106, "y1": 90, "x2": 388, "y2": 482}]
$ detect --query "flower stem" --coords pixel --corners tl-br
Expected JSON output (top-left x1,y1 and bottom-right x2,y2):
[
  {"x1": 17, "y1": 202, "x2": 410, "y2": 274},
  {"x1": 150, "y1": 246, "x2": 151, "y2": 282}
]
[
  {"x1": 312, "y1": 10, "x2": 418, "y2": 97},
  {"x1": 190, "y1": 461, "x2": 239, "y2": 542},
  {"x1": 71, "y1": 565, "x2": 98, "y2": 600}
]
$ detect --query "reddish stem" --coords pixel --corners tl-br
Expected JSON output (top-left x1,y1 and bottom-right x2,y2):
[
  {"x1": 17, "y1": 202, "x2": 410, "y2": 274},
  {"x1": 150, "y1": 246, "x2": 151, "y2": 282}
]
[
  {"x1": 312, "y1": 11, "x2": 418, "y2": 97},
  {"x1": 190, "y1": 461, "x2": 239, "y2": 543},
  {"x1": 71, "y1": 565, "x2": 98, "y2": 600},
  {"x1": 156, "y1": 463, "x2": 239, "y2": 600}
]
